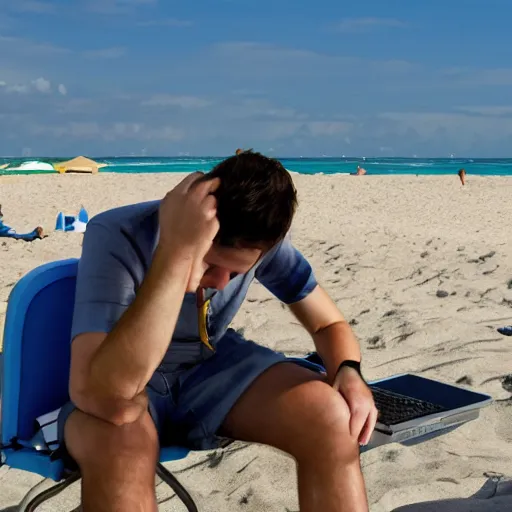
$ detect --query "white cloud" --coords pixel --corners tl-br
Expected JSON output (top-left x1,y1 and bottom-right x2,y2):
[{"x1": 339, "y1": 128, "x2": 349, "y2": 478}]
[
  {"x1": 83, "y1": 47, "x2": 126, "y2": 59},
  {"x1": 15, "y1": 1, "x2": 55, "y2": 13},
  {"x1": 441, "y1": 67, "x2": 512, "y2": 87},
  {"x1": 29, "y1": 120, "x2": 184, "y2": 142},
  {"x1": 142, "y1": 94, "x2": 211, "y2": 108},
  {"x1": 214, "y1": 41, "x2": 323, "y2": 62},
  {"x1": 144, "y1": 125, "x2": 184, "y2": 141},
  {"x1": 86, "y1": 0, "x2": 157, "y2": 15},
  {"x1": 209, "y1": 41, "x2": 415, "y2": 80},
  {"x1": 32, "y1": 77, "x2": 51, "y2": 93},
  {"x1": 56, "y1": 98, "x2": 96, "y2": 114},
  {"x1": 0, "y1": 34, "x2": 71, "y2": 55},
  {"x1": 231, "y1": 89, "x2": 267, "y2": 97},
  {"x1": 30, "y1": 122, "x2": 100, "y2": 138},
  {"x1": 379, "y1": 111, "x2": 512, "y2": 141},
  {"x1": 221, "y1": 98, "x2": 306, "y2": 121},
  {"x1": 456, "y1": 106, "x2": 512, "y2": 116},
  {"x1": 117, "y1": 0, "x2": 157, "y2": 3},
  {"x1": 137, "y1": 18, "x2": 193, "y2": 27},
  {"x1": 113, "y1": 122, "x2": 141, "y2": 134},
  {"x1": 6, "y1": 84, "x2": 29, "y2": 94},
  {"x1": 336, "y1": 18, "x2": 407, "y2": 33},
  {"x1": 307, "y1": 121, "x2": 352, "y2": 137},
  {"x1": 0, "y1": 77, "x2": 67, "y2": 95}
]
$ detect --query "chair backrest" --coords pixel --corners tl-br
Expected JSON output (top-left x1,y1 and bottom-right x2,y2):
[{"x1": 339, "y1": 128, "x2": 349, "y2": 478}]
[{"x1": 1, "y1": 259, "x2": 78, "y2": 444}]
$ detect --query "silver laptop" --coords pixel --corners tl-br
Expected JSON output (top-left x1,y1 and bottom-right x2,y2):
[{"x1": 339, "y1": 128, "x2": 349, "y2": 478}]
[{"x1": 362, "y1": 373, "x2": 493, "y2": 451}]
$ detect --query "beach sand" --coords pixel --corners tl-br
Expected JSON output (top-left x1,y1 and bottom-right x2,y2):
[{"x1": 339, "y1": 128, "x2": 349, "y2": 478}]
[{"x1": 1, "y1": 173, "x2": 512, "y2": 511}]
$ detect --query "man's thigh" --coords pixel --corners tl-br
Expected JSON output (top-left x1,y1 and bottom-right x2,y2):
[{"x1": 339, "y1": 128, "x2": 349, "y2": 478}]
[
  {"x1": 220, "y1": 362, "x2": 346, "y2": 456},
  {"x1": 172, "y1": 329, "x2": 323, "y2": 450}
]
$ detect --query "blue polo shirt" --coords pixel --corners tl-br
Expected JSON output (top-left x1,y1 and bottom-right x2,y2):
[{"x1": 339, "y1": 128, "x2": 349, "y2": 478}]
[{"x1": 71, "y1": 201, "x2": 317, "y2": 347}]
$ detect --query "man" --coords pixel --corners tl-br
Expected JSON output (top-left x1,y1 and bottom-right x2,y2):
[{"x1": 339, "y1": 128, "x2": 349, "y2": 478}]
[{"x1": 61, "y1": 152, "x2": 377, "y2": 511}]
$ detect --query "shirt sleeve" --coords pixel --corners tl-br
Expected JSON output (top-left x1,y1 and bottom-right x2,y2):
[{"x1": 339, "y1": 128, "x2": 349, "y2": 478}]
[
  {"x1": 71, "y1": 220, "x2": 139, "y2": 339},
  {"x1": 255, "y1": 235, "x2": 318, "y2": 304}
]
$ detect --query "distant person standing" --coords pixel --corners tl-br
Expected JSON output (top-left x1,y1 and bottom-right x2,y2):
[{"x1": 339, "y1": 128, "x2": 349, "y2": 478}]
[
  {"x1": 352, "y1": 165, "x2": 367, "y2": 176},
  {"x1": 458, "y1": 168, "x2": 466, "y2": 186}
]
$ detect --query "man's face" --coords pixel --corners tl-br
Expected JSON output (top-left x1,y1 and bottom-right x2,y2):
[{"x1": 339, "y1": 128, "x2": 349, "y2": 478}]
[{"x1": 200, "y1": 243, "x2": 262, "y2": 290}]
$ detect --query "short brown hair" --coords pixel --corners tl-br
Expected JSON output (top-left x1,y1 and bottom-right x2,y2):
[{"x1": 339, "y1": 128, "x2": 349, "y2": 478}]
[{"x1": 204, "y1": 151, "x2": 297, "y2": 249}]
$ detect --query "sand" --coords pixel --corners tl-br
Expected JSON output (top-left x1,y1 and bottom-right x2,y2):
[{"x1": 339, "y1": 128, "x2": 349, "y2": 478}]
[{"x1": 1, "y1": 173, "x2": 512, "y2": 511}]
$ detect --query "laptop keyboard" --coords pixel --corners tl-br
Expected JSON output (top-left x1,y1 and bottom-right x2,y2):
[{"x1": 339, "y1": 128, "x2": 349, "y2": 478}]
[{"x1": 371, "y1": 386, "x2": 447, "y2": 425}]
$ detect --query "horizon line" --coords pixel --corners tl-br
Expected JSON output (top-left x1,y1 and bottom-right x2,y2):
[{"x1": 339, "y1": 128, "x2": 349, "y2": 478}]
[{"x1": 2, "y1": 155, "x2": 512, "y2": 160}]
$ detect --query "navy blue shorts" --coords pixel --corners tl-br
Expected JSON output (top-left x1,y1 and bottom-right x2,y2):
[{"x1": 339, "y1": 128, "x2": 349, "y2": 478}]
[{"x1": 58, "y1": 329, "x2": 321, "y2": 451}]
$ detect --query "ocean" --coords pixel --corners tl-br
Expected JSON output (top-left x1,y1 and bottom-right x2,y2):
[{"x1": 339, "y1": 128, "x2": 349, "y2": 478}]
[{"x1": 2, "y1": 156, "x2": 512, "y2": 176}]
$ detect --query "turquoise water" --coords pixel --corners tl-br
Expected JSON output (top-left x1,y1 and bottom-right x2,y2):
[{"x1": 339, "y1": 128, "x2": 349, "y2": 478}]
[{"x1": 2, "y1": 156, "x2": 512, "y2": 176}]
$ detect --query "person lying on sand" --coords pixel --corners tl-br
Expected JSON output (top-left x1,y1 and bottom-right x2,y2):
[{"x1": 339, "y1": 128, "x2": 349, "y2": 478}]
[
  {"x1": 0, "y1": 204, "x2": 45, "y2": 242},
  {"x1": 458, "y1": 168, "x2": 466, "y2": 185},
  {"x1": 49, "y1": 151, "x2": 377, "y2": 512}
]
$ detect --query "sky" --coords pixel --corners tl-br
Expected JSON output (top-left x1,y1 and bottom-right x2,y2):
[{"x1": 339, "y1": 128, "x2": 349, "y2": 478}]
[{"x1": 1, "y1": 0, "x2": 512, "y2": 157}]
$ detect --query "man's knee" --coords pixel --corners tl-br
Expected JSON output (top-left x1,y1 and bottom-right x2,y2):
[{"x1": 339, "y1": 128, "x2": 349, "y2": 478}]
[
  {"x1": 291, "y1": 381, "x2": 359, "y2": 462},
  {"x1": 64, "y1": 408, "x2": 159, "y2": 471}
]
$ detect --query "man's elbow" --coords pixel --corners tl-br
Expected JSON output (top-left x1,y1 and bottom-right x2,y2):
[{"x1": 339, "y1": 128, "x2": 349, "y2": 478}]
[
  {"x1": 313, "y1": 319, "x2": 350, "y2": 336},
  {"x1": 69, "y1": 385, "x2": 148, "y2": 427}
]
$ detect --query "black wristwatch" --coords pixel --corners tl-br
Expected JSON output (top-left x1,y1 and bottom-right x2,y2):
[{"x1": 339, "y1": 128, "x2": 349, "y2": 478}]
[{"x1": 336, "y1": 360, "x2": 364, "y2": 381}]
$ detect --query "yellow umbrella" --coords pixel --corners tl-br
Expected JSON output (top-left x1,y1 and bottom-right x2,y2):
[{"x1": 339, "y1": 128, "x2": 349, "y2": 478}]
[{"x1": 54, "y1": 156, "x2": 108, "y2": 174}]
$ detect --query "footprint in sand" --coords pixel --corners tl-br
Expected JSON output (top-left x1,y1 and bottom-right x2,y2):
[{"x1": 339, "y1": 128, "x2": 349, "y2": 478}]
[
  {"x1": 367, "y1": 335, "x2": 386, "y2": 350},
  {"x1": 456, "y1": 375, "x2": 474, "y2": 386},
  {"x1": 501, "y1": 375, "x2": 512, "y2": 393},
  {"x1": 493, "y1": 401, "x2": 512, "y2": 442}
]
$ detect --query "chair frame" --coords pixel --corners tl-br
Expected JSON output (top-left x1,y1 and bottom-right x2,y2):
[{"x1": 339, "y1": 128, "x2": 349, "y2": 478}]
[{"x1": 16, "y1": 465, "x2": 198, "y2": 512}]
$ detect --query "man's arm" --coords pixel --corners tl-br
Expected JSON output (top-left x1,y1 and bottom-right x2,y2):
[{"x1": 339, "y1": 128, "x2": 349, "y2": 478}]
[
  {"x1": 70, "y1": 247, "x2": 192, "y2": 426},
  {"x1": 290, "y1": 285, "x2": 378, "y2": 445},
  {"x1": 288, "y1": 285, "x2": 361, "y2": 383},
  {"x1": 255, "y1": 235, "x2": 362, "y2": 377},
  {"x1": 70, "y1": 174, "x2": 220, "y2": 426},
  {"x1": 257, "y1": 237, "x2": 377, "y2": 444}
]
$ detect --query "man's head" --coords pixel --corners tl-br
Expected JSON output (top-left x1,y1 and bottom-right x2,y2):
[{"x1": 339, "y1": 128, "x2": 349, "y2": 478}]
[{"x1": 198, "y1": 151, "x2": 297, "y2": 290}]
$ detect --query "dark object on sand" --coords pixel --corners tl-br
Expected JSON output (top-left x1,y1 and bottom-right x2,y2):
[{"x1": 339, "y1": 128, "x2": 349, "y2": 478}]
[
  {"x1": 436, "y1": 290, "x2": 449, "y2": 298},
  {"x1": 497, "y1": 326, "x2": 512, "y2": 336},
  {"x1": 502, "y1": 375, "x2": 512, "y2": 393}
]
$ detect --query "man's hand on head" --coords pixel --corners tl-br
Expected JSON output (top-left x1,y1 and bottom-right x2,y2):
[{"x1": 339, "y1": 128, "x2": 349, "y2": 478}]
[
  {"x1": 158, "y1": 172, "x2": 221, "y2": 291},
  {"x1": 332, "y1": 366, "x2": 378, "y2": 446}
]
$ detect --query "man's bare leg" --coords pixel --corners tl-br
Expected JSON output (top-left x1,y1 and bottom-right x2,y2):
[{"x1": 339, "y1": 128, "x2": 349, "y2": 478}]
[
  {"x1": 64, "y1": 408, "x2": 159, "y2": 512},
  {"x1": 221, "y1": 363, "x2": 368, "y2": 512}
]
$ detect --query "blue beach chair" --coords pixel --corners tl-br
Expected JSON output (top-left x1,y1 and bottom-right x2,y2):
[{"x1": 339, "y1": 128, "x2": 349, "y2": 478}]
[
  {"x1": 0, "y1": 260, "x2": 491, "y2": 511},
  {"x1": 0, "y1": 259, "x2": 195, "y2": 511}
]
